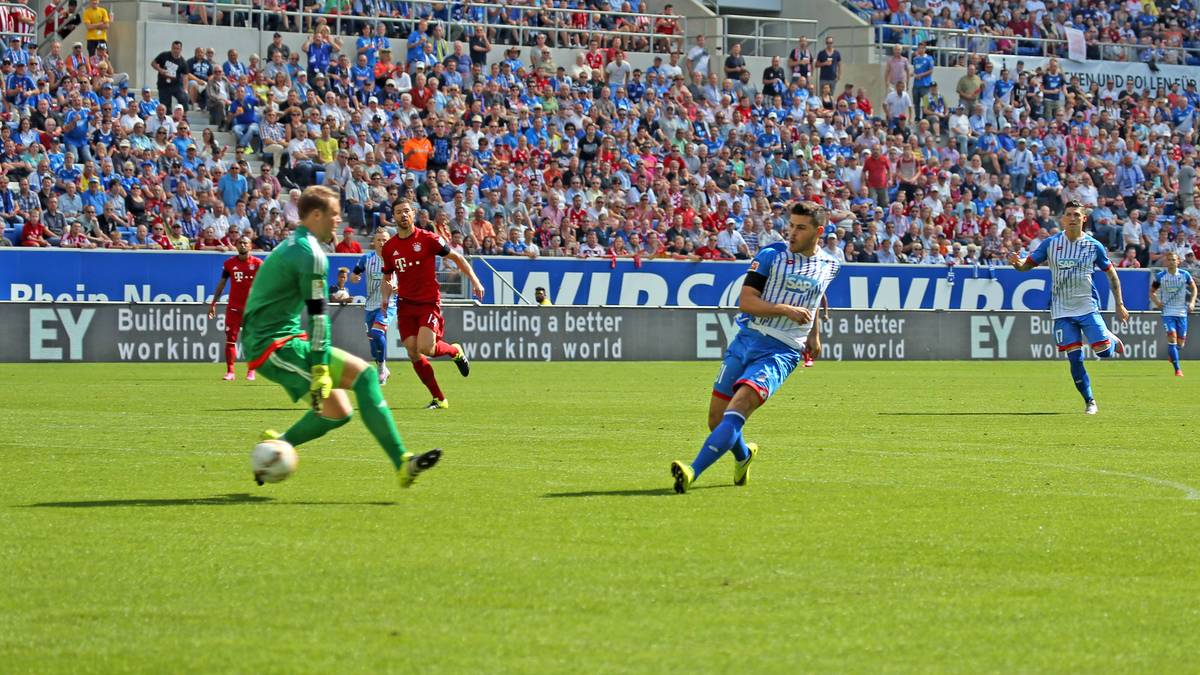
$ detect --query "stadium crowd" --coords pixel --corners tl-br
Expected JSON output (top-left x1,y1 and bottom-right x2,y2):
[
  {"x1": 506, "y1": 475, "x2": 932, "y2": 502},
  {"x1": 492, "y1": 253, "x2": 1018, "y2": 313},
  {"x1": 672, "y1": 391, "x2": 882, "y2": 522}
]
[
  {"x1": 843, "y1": 0, "x2": 1200, "y2": 65},
  {"x1": 3, "y1": 2, "x2": 1200, "y2": 275}
]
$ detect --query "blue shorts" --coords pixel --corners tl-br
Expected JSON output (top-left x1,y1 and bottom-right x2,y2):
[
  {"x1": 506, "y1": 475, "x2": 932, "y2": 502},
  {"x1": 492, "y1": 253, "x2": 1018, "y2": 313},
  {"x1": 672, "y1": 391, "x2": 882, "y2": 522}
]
[
  {"x1": 365, "y1": 305, "x2": 396, "y2": 331},
  {"x1": 713, "y1": 330, "x2": 801, "y2": 403},
  {"x1": 1054, "y1": 313, "x2": 1110, "y2": 353},
  {"x1": 1163, "y1": 315, "x2": 1188, "y2": 340}
]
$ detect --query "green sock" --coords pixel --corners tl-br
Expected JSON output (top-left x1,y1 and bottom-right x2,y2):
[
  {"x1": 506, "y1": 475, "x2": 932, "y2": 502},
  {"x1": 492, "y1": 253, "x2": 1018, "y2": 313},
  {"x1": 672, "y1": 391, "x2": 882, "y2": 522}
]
[
  {"x1": 352, "y1": 366, "x2": 408, "y2": 469},
  {"x1": 282, "y1": 411, "x2": 352, "y2": 447}
]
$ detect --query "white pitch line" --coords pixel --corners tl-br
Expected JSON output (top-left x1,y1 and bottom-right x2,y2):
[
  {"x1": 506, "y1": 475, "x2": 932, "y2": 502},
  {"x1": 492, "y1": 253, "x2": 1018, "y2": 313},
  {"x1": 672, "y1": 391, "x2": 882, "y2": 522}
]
[{"x1": 843, "y1": 448, "x2": 1200, "y2": 501}]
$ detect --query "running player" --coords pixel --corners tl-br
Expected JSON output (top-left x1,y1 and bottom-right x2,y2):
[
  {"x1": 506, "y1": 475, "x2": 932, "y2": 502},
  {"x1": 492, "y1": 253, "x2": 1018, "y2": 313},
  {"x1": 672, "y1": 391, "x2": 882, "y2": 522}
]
[
  {"x1": 671, "y1": 201, "x2": 842, "y2": 493},
  {"x1": 207, "y1": 235, "x2": 261, "y2": 381},
  {"x1": 380, "y1": 199, "x2": 485, "y2": 409},
  {"x1": 1150, "y1": 251, "x2": 1196, "y2": 377},
  {"x1": 1008, "y1": 200, "x2": 1130, "y2": 414},
  {"x1": 351, "y1": 229, "x2": 395, "y2": 385},
  {"x1": 240, "y1": 186, "x2": 441, "y2": 488}
]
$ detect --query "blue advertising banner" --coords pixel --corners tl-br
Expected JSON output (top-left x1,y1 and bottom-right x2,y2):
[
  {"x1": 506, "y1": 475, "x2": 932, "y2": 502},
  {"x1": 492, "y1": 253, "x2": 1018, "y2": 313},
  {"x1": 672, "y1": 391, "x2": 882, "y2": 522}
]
[
  {"x1": 1, "y1": 249, "x2": 369, "y2": 303},
  {"x1": 1, "y1": 249, "x2": 1153, "y2": 311},
  {"x1": 471, "y1": 256, "x2": 1152, "y2": 312}
]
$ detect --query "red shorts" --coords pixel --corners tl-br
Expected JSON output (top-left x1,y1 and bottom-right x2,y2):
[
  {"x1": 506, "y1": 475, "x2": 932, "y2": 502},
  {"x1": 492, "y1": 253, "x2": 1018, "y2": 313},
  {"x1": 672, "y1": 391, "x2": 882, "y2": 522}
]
[
  {"x1": 225, "y1": 306, "x2": 244, "y2": 341},
  {"x1": 397, "y1": 301, "x2": 444, "y2": 341}
]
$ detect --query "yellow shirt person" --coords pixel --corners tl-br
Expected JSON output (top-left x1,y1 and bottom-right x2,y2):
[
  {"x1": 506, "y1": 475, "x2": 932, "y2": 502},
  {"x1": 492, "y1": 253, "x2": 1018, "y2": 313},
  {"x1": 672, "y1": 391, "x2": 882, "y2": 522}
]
[{"x1": 82, "y1": 0, "x2": 110, "y2": 55}]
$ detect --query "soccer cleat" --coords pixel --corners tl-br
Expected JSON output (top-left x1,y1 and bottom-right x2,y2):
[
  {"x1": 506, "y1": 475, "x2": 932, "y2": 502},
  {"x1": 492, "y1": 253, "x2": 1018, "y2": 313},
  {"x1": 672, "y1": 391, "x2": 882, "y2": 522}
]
[
  {"x1": 734, "y1": 442, "x2": 759, "y2": 487},
  {"x1": 671, "y1": 460, "x2": 694, "y2": 494},
  {"x1": 398, "y1": 448, "x2": 443, "y2": 488},
  {"x1": 261, "y1": 429, "x2": 282, "y2": 441},
  {"x1": 802, "y1": 350, "x2": 814, "y2": 368},
  {"x1": 1176, "y1": 369, "x2": 1185, "y2": 378},
  {"x1": 1085, "y1": 400, "x2": 1098, "y2": 415},
  {"x1": 452, "y1": 343, "x2": 470, "y2": 377},
  {"x1": 378, "y1": 364, "x2": 391, "y2": 386},
  {"x1": 223, "y1": 371, "x2": 236, "y2": 381},
  {"x1": 423, "y1": 398, "x2": 449, "y2": 410},
  {"x1": 246, "y1": 370, "x2": 256, "y2": 381}
]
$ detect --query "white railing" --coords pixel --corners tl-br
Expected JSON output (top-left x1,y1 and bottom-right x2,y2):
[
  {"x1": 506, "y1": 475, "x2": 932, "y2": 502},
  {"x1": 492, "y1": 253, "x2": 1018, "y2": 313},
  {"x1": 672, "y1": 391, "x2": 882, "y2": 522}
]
[
  {"x1": 0, "y1": 0, "x2": 38, "y2": 43},
  {"x1": 721, "y1": 15, "x2": 817, "y2": 58},
  {"x1": 155, "y1": 0, "x2": 687, "y2": 54}
]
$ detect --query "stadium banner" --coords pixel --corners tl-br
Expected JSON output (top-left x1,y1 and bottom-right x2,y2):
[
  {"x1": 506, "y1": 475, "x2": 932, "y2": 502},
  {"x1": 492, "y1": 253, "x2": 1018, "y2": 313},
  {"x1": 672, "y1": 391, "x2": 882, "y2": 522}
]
[
  {"x1": 0, "y1": 250, "x2": 1153, "y2": 311},
  {"x1": 1, "y1": 302, "x2": 1192, "y2": 363},
  {"x1": 981, "y1": 56, "x2": 1198, "y2": 94},
  {"x1": 469, "y1": 256, "x2": 1151, "y2": 312}
]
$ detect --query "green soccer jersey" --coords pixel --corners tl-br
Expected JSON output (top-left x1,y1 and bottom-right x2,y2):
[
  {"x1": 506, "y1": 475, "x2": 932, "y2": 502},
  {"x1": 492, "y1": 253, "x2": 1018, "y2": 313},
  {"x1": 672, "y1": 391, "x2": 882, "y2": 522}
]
[{"x1": 241, "y1": 226, "x2": 332, "y2": 366}]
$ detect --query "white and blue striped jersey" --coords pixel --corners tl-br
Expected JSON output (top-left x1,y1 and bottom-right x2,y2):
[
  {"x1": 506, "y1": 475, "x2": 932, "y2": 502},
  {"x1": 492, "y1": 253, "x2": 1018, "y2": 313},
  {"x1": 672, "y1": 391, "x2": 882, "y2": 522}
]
[
  {"x1": 354, "y1": 251, "x2": 390, "y2": 311},
  {"x1": 1028, "y1": 232, "x2": 1112, "y2": 319},
  {"x1": 738, "y1": 242, "x2": 842, "y2": 350},
  {"x1": 1154, "y1": 269, "x2": 1194, "y2": 317}
]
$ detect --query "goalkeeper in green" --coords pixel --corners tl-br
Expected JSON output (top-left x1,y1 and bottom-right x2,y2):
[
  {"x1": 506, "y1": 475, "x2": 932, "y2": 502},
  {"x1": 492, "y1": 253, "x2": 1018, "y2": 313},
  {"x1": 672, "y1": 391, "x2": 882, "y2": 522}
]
[{"x1": 241, "y1": 186, "x2": 441, "y2": 488}]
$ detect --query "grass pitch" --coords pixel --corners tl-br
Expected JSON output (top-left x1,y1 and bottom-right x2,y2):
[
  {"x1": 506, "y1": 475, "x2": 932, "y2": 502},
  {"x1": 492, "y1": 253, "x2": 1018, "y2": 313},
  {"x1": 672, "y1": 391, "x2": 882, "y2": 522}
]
[{"x1": 1, "y1": 360, "x2": 1198, "y2": 673}]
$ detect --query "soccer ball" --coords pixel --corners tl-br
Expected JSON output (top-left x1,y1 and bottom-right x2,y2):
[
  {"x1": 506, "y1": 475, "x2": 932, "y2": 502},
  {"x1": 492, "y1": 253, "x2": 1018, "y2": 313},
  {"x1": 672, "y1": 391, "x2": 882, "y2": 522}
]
[{"x1": 251, "y1": 439, "x2": 298, "y2": 485}]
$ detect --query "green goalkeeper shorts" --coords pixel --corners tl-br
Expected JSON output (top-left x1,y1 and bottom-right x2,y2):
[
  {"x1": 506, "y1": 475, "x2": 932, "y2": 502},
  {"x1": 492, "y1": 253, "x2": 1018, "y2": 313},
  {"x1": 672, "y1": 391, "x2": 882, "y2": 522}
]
[{"x1": 256, "y1": 339, "x2": 351, "y2": 402}]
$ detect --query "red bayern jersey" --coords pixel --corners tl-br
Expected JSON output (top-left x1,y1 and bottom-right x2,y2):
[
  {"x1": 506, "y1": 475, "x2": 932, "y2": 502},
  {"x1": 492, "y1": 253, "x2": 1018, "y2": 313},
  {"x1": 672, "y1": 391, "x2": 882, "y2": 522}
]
[
  {"x1": 222, "y1": 255, "x2": 262, "y2": 308},
  {"x1": 381, "y1": 228, "x2": 451, "y2": 305}
]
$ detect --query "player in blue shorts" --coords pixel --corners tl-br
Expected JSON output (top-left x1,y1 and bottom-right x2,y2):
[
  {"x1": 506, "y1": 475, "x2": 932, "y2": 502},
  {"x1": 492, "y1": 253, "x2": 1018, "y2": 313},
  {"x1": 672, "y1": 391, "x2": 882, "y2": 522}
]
[
  {"x1": 1008, "y1": 201, "x2": 1130, "y2": 414},
  {"x1": 1150, "y1": 251, "x2": 1196, "y2": 377},
  {"x1": 350, "y1": 229, "x2": 395, "y2": 385},
  {"x1": 671, "y1": 201, "x2": 842, "y2": 493}
]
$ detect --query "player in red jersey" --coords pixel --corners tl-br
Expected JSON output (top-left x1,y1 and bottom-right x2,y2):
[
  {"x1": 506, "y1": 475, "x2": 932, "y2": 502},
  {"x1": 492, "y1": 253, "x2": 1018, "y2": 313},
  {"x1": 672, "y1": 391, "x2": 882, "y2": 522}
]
[
  {"x1": 208, "y1": 236, "x2": 263, "y2": 381},
  {"x1": 381, "y1": 199, "x2": 485, "y2": 409}
]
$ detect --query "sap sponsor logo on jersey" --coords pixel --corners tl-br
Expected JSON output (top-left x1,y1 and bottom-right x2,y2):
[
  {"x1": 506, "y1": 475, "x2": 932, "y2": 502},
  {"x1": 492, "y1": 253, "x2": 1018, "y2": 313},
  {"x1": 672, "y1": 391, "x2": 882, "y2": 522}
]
[
  {"x1": 1054, "y1": 256, "x2": 1090, "y2": 270},
  {"x1": 783, "y1": 273, "x2": 820, "y2": 293}
]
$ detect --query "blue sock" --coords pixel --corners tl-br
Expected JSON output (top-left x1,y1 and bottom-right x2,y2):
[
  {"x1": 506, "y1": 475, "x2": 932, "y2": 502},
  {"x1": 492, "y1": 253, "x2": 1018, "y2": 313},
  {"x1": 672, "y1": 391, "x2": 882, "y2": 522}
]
[
  {"x1": 1067, "y1": 350, "x2": 1093, "y2": 402},
  {"x1": 1168, "y1": 344, "x2": 1180, "y2": 370},
  {"x1": 369, "y1": 328, "x2": 385, "y2": 365},
  {"x1": 372, "y1": 328, "x2": 388, "y2": 365},
  {"x1": 690, "y1": 411, "x2": 745, "y2": 478},
  {"x1": 731, "y1": 436, "x2": 750, "y2": 462}
]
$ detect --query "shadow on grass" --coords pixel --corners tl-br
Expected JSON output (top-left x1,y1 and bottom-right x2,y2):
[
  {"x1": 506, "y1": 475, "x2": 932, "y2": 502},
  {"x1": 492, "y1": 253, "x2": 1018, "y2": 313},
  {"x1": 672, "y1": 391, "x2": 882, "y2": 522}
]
[
  {"x1": 543, "y1": 485, "x2": 731, "y2": 498},
  {"x1": 21, "y1": 493, "x2": 397, "y2": 508},
  {"x1": 878, "y1": 412, "x2": 1067, "y2": 417}
]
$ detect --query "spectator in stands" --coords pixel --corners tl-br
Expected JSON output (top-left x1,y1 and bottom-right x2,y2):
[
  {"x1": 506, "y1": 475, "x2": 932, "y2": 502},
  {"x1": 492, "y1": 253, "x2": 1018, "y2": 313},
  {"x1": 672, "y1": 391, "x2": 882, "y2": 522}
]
[
  {"x1": 81, "y1": 0, "x2": 109, "y2": 57},
  {"x1": 815, "y1": 37, "x2": 841, "y2": 94},
  {"x1": 60, "y1": 221, "x2": 93, "y2": 248},
  {"x1": 152, "y1": 40, "x2": 188, "y2": 111}
]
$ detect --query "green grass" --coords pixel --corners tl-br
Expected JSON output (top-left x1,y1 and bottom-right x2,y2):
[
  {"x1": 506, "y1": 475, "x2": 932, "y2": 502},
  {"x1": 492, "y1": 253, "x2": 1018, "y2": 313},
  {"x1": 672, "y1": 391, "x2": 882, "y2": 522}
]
[{"x1": 1, "y1": 361, "x2": 1198, "y2": 673}]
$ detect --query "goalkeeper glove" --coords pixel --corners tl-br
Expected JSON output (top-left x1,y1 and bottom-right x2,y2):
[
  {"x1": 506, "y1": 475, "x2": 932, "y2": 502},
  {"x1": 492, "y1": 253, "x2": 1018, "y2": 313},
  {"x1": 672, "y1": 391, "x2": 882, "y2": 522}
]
[{"x1": 310, "y1": 364, "x2": 333, "y2": 409}]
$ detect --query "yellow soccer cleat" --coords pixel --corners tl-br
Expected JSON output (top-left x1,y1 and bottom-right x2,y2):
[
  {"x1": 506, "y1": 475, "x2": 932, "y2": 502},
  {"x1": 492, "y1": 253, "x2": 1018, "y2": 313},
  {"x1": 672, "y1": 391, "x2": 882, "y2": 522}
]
[
  {"x1": 423, "y1": 398, "x2": 449, "y2": 410},
  {"x1": 398, "y1": 449, "x2": 443, "y2": 488},
  {"x1": 261, "y1": 429, "x2": 282, "y2": 441},
  {"x1": 671, "y1": 460, "x2": 694, "y2": 494},
  {"x1": 734, "y1": 442, "x2": 759, "y2": 487}
]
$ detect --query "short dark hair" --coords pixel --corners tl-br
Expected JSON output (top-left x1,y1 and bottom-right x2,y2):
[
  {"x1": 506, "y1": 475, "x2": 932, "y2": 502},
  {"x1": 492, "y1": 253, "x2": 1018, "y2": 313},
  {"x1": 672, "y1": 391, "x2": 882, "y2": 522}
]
[
  {"x1": 790, "y1": 200, "x2": 829, "y2": 229},
  {"x1": 1063, "y1": 199, "x2": 1090, "y2": 216}
]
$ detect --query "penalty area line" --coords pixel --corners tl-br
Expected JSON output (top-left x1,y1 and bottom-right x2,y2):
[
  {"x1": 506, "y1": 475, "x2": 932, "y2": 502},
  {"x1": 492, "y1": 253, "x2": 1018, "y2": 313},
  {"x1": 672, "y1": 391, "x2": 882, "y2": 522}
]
[{"x1": 842, "y1": 448, "x2": 1200, "y2": 501}]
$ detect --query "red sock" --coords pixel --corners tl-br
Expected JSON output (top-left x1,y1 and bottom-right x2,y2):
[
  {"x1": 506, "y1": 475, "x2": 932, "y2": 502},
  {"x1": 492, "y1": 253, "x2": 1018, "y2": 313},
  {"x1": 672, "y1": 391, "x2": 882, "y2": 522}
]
[
  {"x1": 225, "y1": 342, "x2": 236, "y2": 372},
  {"x1": 432, "y1": 340, "x2": 459, "y2": 358},
  {"x1": 412, "y1": 357, "x2": 444, "y2": 400}
]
